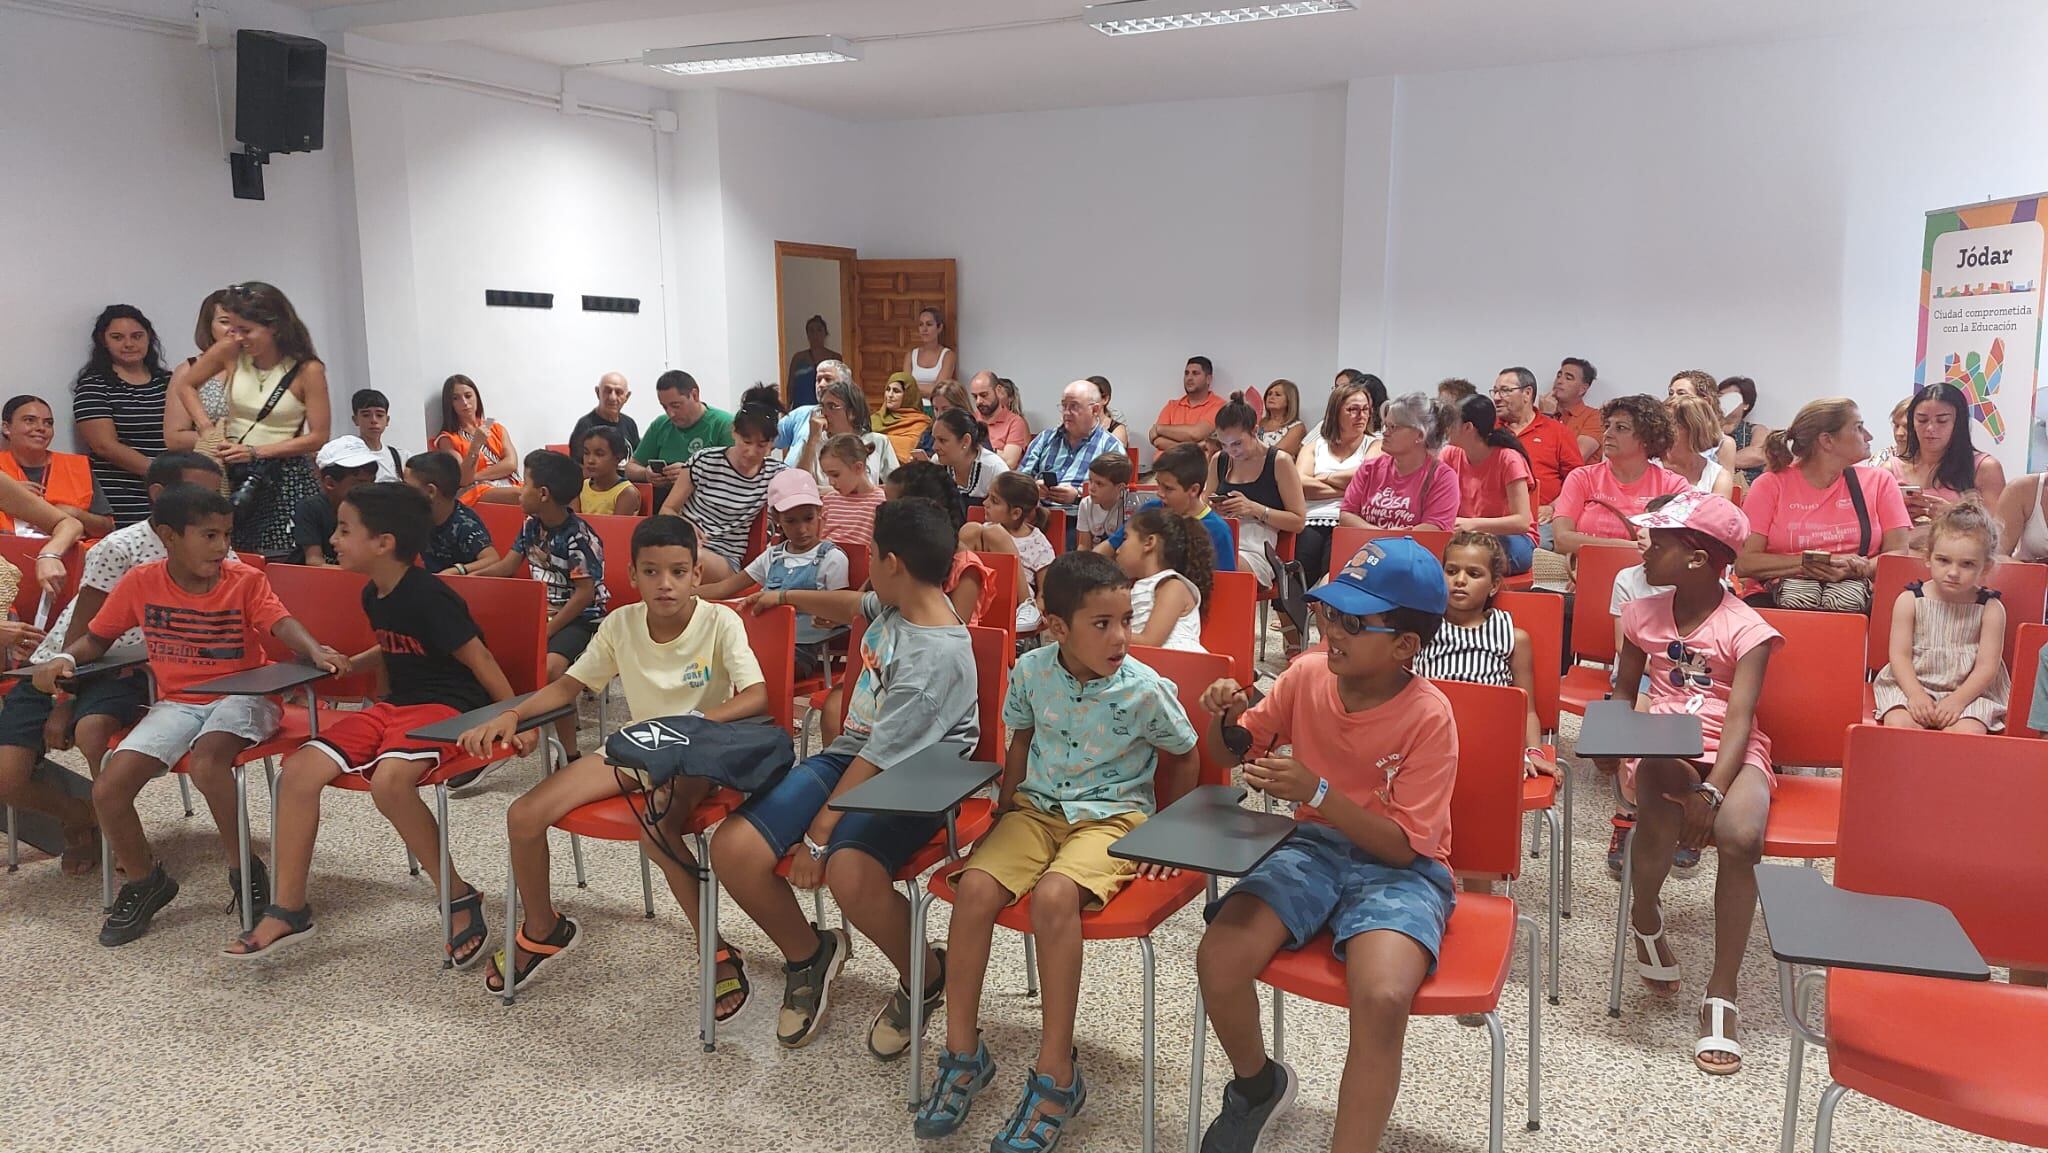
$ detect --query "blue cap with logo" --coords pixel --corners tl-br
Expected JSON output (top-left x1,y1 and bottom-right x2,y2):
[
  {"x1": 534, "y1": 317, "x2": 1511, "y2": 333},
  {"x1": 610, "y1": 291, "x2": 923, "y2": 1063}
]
[{"x1": 1308, "y1": 537, "x2": 1450, "y2": 618}]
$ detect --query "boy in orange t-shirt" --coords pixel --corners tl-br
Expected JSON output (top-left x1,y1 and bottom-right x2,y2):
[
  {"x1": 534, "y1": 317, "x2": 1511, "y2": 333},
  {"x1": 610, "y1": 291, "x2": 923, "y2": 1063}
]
[
  {"x1": 1194, "y1": 536, "x2": 1457, "y2": 1151},
  {"x1": 32, "y1": 485, "x2": 347, "y2": 947}
]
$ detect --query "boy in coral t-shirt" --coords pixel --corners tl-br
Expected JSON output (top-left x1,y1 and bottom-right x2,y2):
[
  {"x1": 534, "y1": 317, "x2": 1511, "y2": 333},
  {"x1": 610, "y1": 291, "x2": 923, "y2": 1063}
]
[
  {"x1": 1194, "y1": 536, "x2": 1457, "y2": 1151},
  {"x1": 31, "y1": 485, "x2": 347, "y2": 948}
]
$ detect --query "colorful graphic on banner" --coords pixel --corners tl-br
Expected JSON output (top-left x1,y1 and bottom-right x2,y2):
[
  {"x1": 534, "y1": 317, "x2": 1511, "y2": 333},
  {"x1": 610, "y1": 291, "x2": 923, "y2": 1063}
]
[{"x1": 1916, "y1": 196, "x2": 2048, "y2": 476}]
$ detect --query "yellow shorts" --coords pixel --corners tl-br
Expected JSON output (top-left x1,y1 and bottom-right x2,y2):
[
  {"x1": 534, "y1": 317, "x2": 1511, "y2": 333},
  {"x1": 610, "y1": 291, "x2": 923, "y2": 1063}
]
[{"x1": 950, "y1": 804, "x2": 1146, "y2": 909}]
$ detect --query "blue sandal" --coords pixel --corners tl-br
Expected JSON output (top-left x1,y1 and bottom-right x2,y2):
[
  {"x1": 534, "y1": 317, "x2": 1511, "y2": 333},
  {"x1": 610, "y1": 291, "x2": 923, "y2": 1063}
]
[
  {"x1": 990, "y1": 1055, "x2": 1087, "y2": 1153},
  {"x1": 913, "y1": 1040, "x2": 995, "y2": 1139}
]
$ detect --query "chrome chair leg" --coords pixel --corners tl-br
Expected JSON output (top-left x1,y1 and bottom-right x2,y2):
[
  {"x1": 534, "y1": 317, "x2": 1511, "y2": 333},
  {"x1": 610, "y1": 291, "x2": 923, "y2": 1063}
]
[
  {"x1": 1022, "y1": 934, "x2": 1040, "y2": 997},
  {"x1": 639, "y1": 843, "x2": 656, "y2": 918},
  {"x1": 234, "y1": 766, "x2": 254, "y2": 933},
  {"x1": 1607, "y1": 825, "x2": 1635, "y2": 1017}
]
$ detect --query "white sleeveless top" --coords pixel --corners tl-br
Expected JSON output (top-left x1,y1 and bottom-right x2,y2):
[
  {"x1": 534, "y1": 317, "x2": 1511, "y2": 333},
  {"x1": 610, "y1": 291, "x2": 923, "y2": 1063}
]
[
  {"x1": 1131, "y1": 569, "x2": 1206, "y2": 652},
  {"x1": 2019, "y1": 477, "x2": 2048, "y2": 563},
  {"x1": 910, "y1": 347, "x2": 946, "y2": 385}
]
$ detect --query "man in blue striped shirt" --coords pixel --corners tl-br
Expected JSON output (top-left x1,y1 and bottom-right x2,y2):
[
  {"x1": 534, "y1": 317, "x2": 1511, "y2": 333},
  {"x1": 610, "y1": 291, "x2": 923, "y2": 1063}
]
[{"x1": 1019, "y1": 380, "x2": 1119, "y2": 508}]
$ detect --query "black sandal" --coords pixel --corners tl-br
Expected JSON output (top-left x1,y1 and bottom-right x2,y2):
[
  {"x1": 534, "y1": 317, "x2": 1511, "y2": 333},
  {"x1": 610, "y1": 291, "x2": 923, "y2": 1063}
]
[
  {"x1": 484, "y1": 915, "x2": 580, "y2": 995},
  {"x1": 221, "y1": 902, "x2": 315, "y2": 960},
  {"x1": 446, "y1": 887, "x2": 490, "y2": 970},
  {"x1": 713, "y1": 943, "x2": 751, "y2": 1023}
]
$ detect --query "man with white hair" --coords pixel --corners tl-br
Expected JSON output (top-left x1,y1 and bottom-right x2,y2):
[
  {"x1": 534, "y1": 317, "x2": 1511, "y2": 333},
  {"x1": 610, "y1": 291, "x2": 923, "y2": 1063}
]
[
  {"x1": 569, "y1": 372, "x2": 639, "y2": 453},
  {"x1": 1017, "y1": 379, "x2": 1119, "y2": 506},
  {"x1": 969, "y1": 370, "x2": 1032, "y2": 468}
]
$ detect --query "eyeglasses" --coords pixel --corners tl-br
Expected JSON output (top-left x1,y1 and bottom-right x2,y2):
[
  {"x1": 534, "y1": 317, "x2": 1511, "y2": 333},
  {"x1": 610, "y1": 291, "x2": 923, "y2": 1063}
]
[
  {"x1": 1311, "y1": 602, "x2": 1397, "y2": 636},
  {"x1": 1220, "y1": 686, "x2": 1267, "y2": 758}
]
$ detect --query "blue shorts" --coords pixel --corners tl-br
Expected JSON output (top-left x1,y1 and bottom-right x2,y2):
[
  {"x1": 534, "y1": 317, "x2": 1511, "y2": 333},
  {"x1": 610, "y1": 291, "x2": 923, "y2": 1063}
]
[
  {"x1": 1499, "y1": 534, "x2": 1534, "y2": 575},
  {"x1": 1206, "y1": 823, "x2": 1456, "y2": 970},
  {"x1": 734, "y1": 751, "x2": 947, "y2": 876}
]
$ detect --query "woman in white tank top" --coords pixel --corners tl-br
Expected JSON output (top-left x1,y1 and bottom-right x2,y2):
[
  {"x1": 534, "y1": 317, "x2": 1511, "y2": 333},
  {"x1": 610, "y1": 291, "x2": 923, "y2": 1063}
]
[
  {"x1": 903, "y1": 306, "x2": 956, "y2": 403},
  {"x1": 1996, "y1": 472, "x2": 2048, "y2": 561}
]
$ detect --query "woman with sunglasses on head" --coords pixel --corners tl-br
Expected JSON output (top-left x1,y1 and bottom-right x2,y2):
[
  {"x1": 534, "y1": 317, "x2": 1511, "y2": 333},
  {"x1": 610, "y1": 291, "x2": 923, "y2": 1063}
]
[
  {"x1": 71, "y1": 304, "x2": 172, "y2": 529},
  {"x1": 172, "y1": 283, "x2": 331, "y2": 556}
]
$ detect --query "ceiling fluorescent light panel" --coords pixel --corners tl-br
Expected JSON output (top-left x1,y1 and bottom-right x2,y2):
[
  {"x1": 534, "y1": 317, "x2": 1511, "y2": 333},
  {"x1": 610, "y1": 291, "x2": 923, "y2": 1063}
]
[
  {"x1": 643, "y1": 35, "x2": 859, "y2": 76},
  {"x1": 1084, "y1": 0, "x2": 1354, "y2": 36}
]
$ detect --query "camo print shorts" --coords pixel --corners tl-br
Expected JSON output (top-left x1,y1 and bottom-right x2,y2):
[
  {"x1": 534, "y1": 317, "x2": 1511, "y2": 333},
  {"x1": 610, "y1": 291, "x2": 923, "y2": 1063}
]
[{"x1": 1204, "y1": 822, "x2": 1456, "y2": 971}]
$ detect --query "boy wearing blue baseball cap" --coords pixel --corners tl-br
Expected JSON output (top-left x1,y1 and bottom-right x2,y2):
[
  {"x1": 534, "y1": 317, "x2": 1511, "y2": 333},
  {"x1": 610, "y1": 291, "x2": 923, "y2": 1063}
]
[{"x1": 1193, "y1": 536, "x2": 1459, "y2": 1153}]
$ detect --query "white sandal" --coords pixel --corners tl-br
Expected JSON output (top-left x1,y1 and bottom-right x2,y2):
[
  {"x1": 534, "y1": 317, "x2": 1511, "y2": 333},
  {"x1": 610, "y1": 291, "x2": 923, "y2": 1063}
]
[
  {"x1": 1695, "y1": 996, "x2": 1743, "y2": 1075},
  {"x1": 1632, "y1": 917, "x2": 1681, "y2": 988}
]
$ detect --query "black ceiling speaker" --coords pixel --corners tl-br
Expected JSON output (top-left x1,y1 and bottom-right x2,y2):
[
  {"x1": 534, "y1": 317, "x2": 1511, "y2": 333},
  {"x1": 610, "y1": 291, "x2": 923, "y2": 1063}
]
[{"x1": 235, "y1": 29, "x2": 326, "y2": 154}]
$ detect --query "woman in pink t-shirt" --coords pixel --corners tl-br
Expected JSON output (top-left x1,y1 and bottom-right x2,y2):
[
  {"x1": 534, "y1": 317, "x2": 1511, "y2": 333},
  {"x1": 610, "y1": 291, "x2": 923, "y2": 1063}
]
[
  {"x1": 1598, "y1": 491, "x2": 1780, "y2": 1077},
  {"x1": 1736, "y1": 398, "x2": 1911, "y2": 613},
  {"x1": 1439, "y1": 394, "x2": 1537, "y2": 574},
  {"x1": 1338, "y1": 392, "x2": 1461, "y2": 532},
  {"x1": 1551, "y1": 395, "x2": 1690, "y2": 557}
]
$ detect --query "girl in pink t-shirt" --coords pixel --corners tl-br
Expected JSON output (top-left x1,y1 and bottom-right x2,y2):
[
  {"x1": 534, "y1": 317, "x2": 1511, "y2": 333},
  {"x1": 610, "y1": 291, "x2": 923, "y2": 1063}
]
[
  {"x1": 1597, "y1": 491, "x2": 1779, "y2": 1077},
  {"x1": 1440, "y1": 394, "x2": 1538, "y2": 574},
  {"x1": 1338, "y1": 392, "x2": 1461, "y2": 531}
]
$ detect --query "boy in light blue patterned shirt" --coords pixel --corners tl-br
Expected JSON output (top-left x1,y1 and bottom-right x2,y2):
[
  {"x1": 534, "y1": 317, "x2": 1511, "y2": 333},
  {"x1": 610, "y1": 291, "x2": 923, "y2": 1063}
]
[{"x1": 915, "y1": 551, "x2": 1199, "y2": 1148}]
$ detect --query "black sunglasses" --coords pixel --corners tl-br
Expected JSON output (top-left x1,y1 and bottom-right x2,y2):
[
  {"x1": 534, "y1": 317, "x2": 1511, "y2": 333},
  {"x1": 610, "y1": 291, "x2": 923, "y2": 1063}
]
[{"x1": 1221, "y1": 685, "x2": 1267, "y2": 760}]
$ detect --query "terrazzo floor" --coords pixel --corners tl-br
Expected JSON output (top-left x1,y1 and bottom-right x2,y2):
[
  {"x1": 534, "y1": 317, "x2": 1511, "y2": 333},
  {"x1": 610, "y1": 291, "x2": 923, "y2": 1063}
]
[{"x1": 1, "y1": 607, "x2": 2030, "y2": 1153}]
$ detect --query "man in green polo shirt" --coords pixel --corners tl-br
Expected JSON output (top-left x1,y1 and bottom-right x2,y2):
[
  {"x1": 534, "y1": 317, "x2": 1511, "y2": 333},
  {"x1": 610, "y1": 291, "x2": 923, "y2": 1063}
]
[{"x1": 627, "y1": 370, "x2": 734, "y2": 492}]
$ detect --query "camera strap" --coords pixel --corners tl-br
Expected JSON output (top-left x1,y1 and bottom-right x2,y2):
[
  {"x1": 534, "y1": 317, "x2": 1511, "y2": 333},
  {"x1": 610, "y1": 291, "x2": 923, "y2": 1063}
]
[{"x1": 233, "y1": 360, "x2": 304, "y2": 446}]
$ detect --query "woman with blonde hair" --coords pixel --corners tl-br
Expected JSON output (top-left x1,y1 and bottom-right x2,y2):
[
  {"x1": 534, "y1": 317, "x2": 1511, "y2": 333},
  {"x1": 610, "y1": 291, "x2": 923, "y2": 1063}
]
[{"x1": 1661, "y1": 395, "x2": 1737, "y2": 499}]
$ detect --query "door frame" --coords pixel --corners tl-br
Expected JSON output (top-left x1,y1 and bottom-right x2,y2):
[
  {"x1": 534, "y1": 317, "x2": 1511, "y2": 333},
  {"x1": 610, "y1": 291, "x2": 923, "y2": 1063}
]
[{"x1": 774, "y1": 241, "x2": 859, "y2": 405}]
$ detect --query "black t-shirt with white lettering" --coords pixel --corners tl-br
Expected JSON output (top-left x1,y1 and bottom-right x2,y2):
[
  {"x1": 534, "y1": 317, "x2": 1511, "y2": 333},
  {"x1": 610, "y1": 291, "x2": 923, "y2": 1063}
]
[{"x1": 364, "y1": 567, "x2": 490, "y2": 712}]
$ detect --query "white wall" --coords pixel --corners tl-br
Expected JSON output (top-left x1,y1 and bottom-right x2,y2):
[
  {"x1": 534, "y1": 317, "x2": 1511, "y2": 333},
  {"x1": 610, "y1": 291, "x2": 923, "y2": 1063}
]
[
  {"x1": 1362, "y1": 15, "x2": 2048, "y2": 466},
  {"x1": 343, "y1": 70, "x2": 672, "y2": 454},
  {"x1": 857, "y1": 91, "x2": 1348, "y2": 436},
  {"x1": 0, "y1": 5, "x2": 360, "y2": 450}
]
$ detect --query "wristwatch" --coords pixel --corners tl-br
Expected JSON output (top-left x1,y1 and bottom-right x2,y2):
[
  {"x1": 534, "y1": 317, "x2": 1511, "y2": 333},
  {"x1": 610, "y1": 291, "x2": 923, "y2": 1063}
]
[{"x1": 1692, "y1": 781, "x2": 1725, "y2": 810}]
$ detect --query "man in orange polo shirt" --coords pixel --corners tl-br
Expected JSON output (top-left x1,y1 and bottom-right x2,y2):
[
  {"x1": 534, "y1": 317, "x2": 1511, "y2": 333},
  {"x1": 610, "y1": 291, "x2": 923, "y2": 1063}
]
[
  {"x1": 1148, "y1": 356, "x2": 1225, "y2": 462},
  {"x1": 1541, "y1": 356, "x2": 1602, "y2": 463}
]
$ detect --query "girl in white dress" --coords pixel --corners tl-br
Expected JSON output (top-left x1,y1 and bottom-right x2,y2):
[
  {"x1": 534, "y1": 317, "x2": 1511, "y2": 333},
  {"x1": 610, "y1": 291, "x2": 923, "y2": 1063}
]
[{"x1": 1115, "y1": 506, "x2": 1214, "y2": 652}]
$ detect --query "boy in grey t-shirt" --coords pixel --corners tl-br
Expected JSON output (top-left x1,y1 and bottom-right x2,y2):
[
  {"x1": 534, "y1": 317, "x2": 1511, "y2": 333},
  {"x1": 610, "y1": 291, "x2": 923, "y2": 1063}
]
[{"x1": 716, "y1": 498, "x2": 981, "y2": 1057}]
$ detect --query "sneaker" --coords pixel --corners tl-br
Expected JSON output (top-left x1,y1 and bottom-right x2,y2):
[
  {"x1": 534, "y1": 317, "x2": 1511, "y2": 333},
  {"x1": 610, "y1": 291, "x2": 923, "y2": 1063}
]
[
  {"x1": 1671, "y1": 845, "x2": 1702, "y2": 878},
  {"x1": 101, "y1": 865, "x2": 179, "y2": 947},
  {"x1": 1201, "y1": 1059, "x2": 1296, "y2": 1153},
  {"x1": 776, "y1": 925, "x2": 849, "y2": 1049},
  {"x1": 912, "y1": 1038, "x2": 996, "y2": 1139},
  {"x1": 1606, "y1": 814, "x2": 1634, "y2": 880},
  {"x1": 870, "y1": 946, "x2": 947, "y2": 1061},
  {"x1": 226, "y1": 856, "x2": 270, "y2": 916}
]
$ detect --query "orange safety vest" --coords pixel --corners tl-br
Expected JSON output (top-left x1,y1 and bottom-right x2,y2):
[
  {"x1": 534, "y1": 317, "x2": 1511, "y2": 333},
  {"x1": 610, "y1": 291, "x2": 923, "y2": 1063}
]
[{"x1": 0, "y1": 451, "x2": 93, "y2": 534}]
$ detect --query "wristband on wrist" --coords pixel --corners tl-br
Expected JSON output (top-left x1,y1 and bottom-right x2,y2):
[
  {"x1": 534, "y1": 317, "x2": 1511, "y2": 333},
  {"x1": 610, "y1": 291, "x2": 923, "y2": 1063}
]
[
  {"x1": 1308, "y1": 776, "x2": 1331, "y2": 809},
  {"x1": 803, "y1": 835, "x2": 827, "y2": 860},
  {"x1": 36, "y1": 551, "x2": 64, "y2": 560}
]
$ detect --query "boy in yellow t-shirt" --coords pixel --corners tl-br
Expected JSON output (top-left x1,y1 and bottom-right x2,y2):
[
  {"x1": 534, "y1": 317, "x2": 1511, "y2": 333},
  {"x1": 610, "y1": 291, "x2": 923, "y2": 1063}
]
[{"x1": 457, "y1": 515, "x2": 766, "y2": 1005}]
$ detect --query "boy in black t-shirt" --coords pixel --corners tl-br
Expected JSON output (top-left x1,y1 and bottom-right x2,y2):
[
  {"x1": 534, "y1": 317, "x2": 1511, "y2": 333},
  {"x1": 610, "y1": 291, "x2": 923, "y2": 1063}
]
[
  {"x1": 225, "y1": 483, "x2": 521, "y2": 963},
  {"x1": 404, "y1": 451, "x2": 500, "y2": 575}
]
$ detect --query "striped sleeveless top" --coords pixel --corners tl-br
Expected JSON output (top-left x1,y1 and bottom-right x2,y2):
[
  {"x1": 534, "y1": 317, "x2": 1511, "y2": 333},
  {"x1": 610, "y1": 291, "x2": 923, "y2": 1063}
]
[{"x1": 1412, "y1": 606, "x2": 1516, "y2": 687}]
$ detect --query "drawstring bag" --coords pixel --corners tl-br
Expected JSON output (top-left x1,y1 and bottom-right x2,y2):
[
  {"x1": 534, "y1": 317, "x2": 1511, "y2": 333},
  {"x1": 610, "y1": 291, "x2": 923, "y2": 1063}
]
[{"x1": 605, "y1": 715, "x2": 794, "y2": 794}]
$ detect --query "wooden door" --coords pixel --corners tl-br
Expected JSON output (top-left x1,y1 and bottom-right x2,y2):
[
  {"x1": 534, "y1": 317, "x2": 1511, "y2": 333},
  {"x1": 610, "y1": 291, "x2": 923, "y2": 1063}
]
[{"x1": 854, "y1": 259, "x2": 957, "y2": 407}]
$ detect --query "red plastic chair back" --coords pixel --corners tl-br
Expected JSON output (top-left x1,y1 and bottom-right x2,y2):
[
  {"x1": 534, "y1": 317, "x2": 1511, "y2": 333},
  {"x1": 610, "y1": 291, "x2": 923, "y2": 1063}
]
[
  {"x1": 439, "y1": 573, "x2": 550, "y2": 694},
  {"x1": 841, "y1": 541, "x2": 871, "y2": 591},
  {"x1": 235, "y1": 551, "x2": 268, "y2": 570},
  {"x1": 632, "y1": 482, "x2": 654, "y2": 515},
  {"x1": 264, "y1": 564, "x2": 378, "y2": 696},
  {"x1": 967, "y1": 505, "x2": 985, "y2": 524},
  {"x1": 1328, "y1": 526, "x2": 1452, "y2": 580},
  {"x1": 1835, "y1": 724, "x2": 2048, "y2": 969},
  {"x1": 1869, "y1": 553, "x2": 2046, "y2": 675},
  {"x1": 739, "y1": 602, "x2": 797, "y2": 733},
  {"x1": 1496, "y1": 590, "x2": 1563, "y2": 734},
  {"x1": 0, "y1": 536, "x2": 77, "y2": 625},
  {"x1": 2011, "y1": 622, "x2": 2048, "y2": 737},
  {"x1": 1130, "y1": 645, "x2": 1236, "y2": 797},
  {"x1": 544, "y1": 443, "x2": 570, "y2": 457},
  {"x1": 1567, "y1": 543, "x2": 1637, "y2": 664},
  {"x1": 476, "y1": 502, "x2": 527, "y2": 554},
  {"x1": 1043, "y1": 507, "x2": 1068, "y2": 556},
  {"x1": 743, "y1": 510, "x2": 768, "y2": 566},
  {"x1": 1434, "y1": 679, "x2": 1527, "y2": 881},
  {"x1": 975, "y1": 550, "x2": 1020, "y2": 651},
  {"x1": 579, "y1": 512, "x2": 642, "y2": 609},
  {"x1": 1202, "y1": 569, "x2": 1257, "y2": 685},
  {"x1": 1726, "y1": 484, "x2": 1744, "y2": 509},
  {"x1": 969, "y1": 624, "x2": 1008, "y2": 762},
  {"x1": 1755, "y1": 607, "x2": 1867, "y2": 769}
]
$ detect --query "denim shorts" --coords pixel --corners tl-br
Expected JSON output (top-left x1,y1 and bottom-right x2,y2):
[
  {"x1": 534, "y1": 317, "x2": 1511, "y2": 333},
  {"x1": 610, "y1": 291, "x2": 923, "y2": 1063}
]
[
  {"x1": 116, "y1": 696, "x2": 283, "y2": 768},
  {"x1": 1206, "y1": 822, "x2": 1457, "y2": 970},
  {"x1": 0, "y1": 675, "x2": 148, "y2": 752},
  {"x1": 734, "y1": 750, "x2": 946, "y2": 876},
  {"x1": 1499, "y1": 533, "x2": 1535, "y2": 575}
]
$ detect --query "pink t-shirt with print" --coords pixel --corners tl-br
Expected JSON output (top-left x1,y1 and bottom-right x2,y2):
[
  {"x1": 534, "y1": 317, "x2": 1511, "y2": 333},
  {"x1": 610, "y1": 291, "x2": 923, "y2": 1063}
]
[
  {"x1": 1620, "y1": 589, "x2": 1784, "y2": 782},
  {"x1": 1237, "y1": 657, "x2": 1458, "y2": 866},
  {"x1": 1552, "y1": 459, "x2": 1691, "y2": 542},
  {"x1": 1744, "y1": 464, "x2": 1910, "y2": 557},
  {"x1": 1440, "y1": 444, "x2": 1538, "y2": 542},
  {"x1": 1339, "y1": 454, "x2": 1462, "y2": 532}
]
